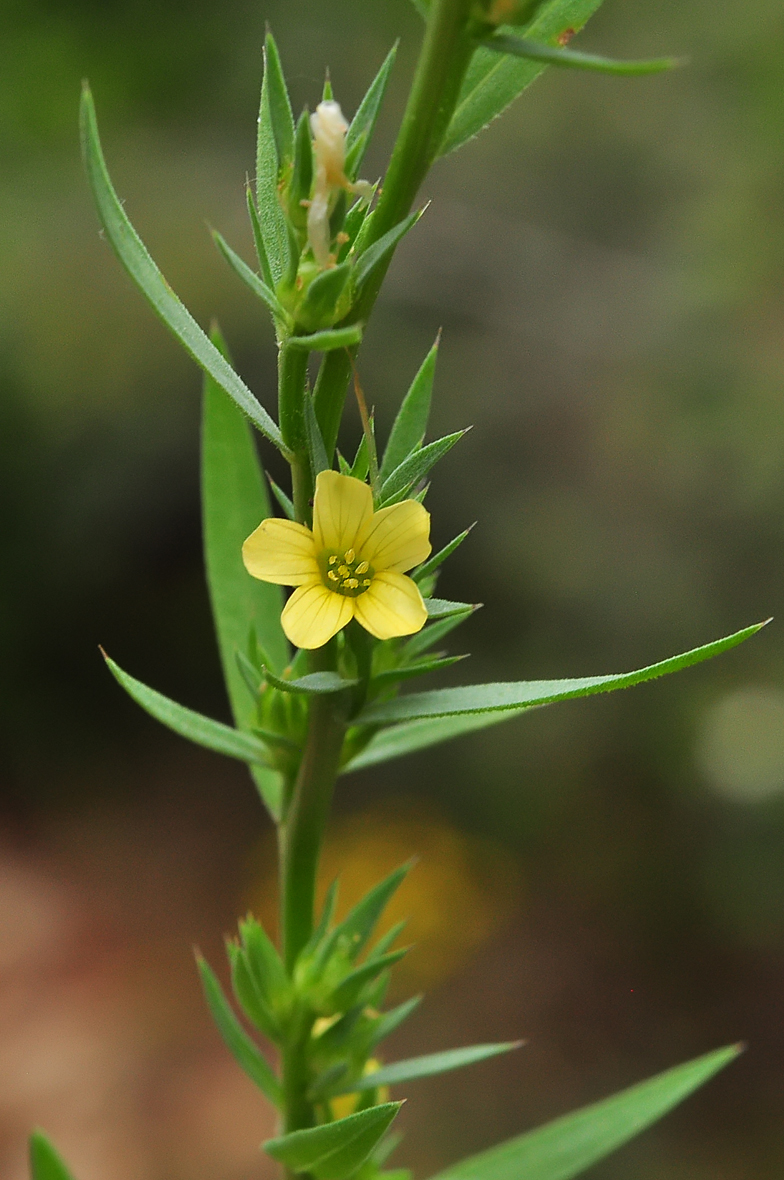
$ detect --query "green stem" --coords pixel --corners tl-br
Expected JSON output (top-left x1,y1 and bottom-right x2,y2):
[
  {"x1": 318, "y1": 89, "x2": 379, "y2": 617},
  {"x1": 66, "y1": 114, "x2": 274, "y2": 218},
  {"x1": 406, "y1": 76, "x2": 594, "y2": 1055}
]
[
  {"x1": 313, "y1": 0, "x2": 476, "y2": 456},
  {"x1": 279, "y1": 642, "x2": 347, "y2": 975},
  {"x1": 278, "y1": 342, "x2": 313, "y2": 523},
  {"x1": 277, "y1": 644, "x2": 348, "y2": 1138}
]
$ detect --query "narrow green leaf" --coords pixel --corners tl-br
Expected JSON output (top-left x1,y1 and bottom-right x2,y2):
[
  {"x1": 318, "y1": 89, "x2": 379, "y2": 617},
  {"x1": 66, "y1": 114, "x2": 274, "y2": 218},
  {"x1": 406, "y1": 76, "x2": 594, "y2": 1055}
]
[
  {"x1": 79, "y1": 84, "x2": 288, "y2": 454},
  {"x1": 212, "y1": 230, "x2": 291, "y2": 325},
  {"x1": 334, "y1": 1041, "x2": 523, "y2": 1095},
  {"x1": 263, "y1": 667, "x2": 359, "y2": 695},
  {"x1": 369, "y1": 996, "x2": 423, "y2": 1049},
  {"x1": 358, "y1": 623, "x2": 768, "y2": 726},
  {"x1": 305, "y1": 394, "x2": 331, "y2": 477},
  {"x1": 202, "y1": 327, "x2": 287, "y2": 815},
  {"x1": 424, "y1": 597, "x2": 478, "y2": 620},
  {"x1": 408, "y1": 0, "x2": 429, "y2": 16},
  {"x1": 345, "y1": 711, "x2": 520, "y2": 774},
  {"x1": 197, "y1": 956, "x2": 282, "y2": 1105},
  {"x1": 372, "y1": 655, "x2": 468, "y2": 687},
  {"x1": 379, "y1": 431, "x2": 466, "y2": 505},
  {"x1": 403, "y1": 608, "x2": 478, "y2": 660},
  {"x1": 289, "y1": 110, "x2": 315, "y2": 228},
  {"x1": 229, "y1": 943, "x2": 282, "y2": 1042},
  {"x1": 427, "y1": 1044, "x2": 742, "y2": 1180},
  {"x1": 353, "y1": 209, "x2": 423, "y2": 291},
  {"x1": 263, "y1": 31, "x2": 295, "y2": 169},
  {"x1": 268, "y1": 473, "x2": 296, "y2": 520},
  {"x1": 246, "y1": 185, "x2": 273, "y2": 288},
  {"x1": 330, "y1": 947, "x2": 410, "y2": 1012},
  {"x1": 327, "y1": 862, "x2": 413, "y2": 963},
  {"x1": 288, "y1": 324, "x2": 364, "y2": 352},
  {"x1": 440, "y1": 0, "x2": 607, "y2": 157},
  {"x1": 257, "y1": 44, "x2": 292, "y2": 284},
  {"x1": 380, "y1": 336, "x2": 439, "y2": 482},
  {"x1": 483, "y1": 33, "x2": 682, "y2": 75},
  {"x1": 345, "y1": 44, "x2": 398, "y2": 179},
  {"x1": 350, "y1": 433, "x2": 371, "y2": 481},
  {"x1": 103, "y1": 653, "x2": 272, "y2": 765},
  {"x1": 413, "y1": 525, "x2": 474, "y2": 583},
  {"x1": 29, "y1": 1132, "x2": 76, "y2": 1180},
  {"x1": 265, "y1": 1103, "x2": 402, "y2": 1179},
  {"x1": 367, "y1": 918, "x2": 408, "y2": 960},
  {"x1": 241, "y1": 916, "x2": 291, "y2": 1011}
]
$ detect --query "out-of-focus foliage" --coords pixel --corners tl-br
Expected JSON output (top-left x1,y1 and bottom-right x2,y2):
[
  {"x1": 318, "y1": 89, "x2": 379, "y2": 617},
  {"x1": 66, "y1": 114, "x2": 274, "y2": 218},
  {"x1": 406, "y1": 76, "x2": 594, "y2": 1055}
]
[{"x1": 3, "y1": 1, "x2": 784, "y2": 1178}]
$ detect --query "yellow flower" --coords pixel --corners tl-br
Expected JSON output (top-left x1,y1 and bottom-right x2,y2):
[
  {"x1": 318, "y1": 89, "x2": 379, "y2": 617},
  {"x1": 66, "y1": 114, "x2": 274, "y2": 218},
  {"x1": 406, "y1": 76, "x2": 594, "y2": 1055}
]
[{"x1": 243, "y1": 471, "x2": 432, "y2": 650}]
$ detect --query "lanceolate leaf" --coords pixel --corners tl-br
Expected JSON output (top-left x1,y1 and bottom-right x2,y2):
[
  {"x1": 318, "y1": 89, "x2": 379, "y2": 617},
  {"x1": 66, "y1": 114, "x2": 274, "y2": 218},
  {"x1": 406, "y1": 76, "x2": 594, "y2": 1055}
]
[
  {"x1": 103, "y1": 654, "x2": 272, "y2": 766},
  {"x1": 262, "y1": 31, "x2": 295, "y2": 171},
  {"x1": 379, "y1": 431, "x2": 467, "y2": 505},
  {"x1": 482, "y1": 33, "x2": 682, "y2": 76},
  {"x1": 413, "y1": 525, "x2": 473, "y2": 583},
  {"x1": 263, "y1": 668, "x2": 359, "y2": 695},
  {"x1": 424, "y1": 597, "x2": 478, "y2": 619},
  {"x1": 427, "y1": 1045, "x2": 742, "y2": 1180},
  {"x1": 353, "y1": 209, "x2": 423, "y2": 291},
  {"x1": 326, "y1": 862, "x2": 413, "y2": 963},
  {"x1": 29, "y1": 1132, "x2": 76, "y2": 1180},
  {"x1": 343, "y1": 710, "x2": 521, "y2": 774},
  {"x1": 333, "y1": 1042, "x2": 523, "y2": 1095},
  {"x1": 358, "y1": 623, "x2": 767, "y2": 726},
  {"x1": 197, "y1": 956, "x2": 282, "y2": 1106},
  {"x1": 305, "y1": 394, "x2": 331, "y2": 477},
  {"x1": 371, "y1": 654, "x2": 468, "y2": 687},
  {"x1": 402, "y1": 607, "x2": 478, "y2": 660},
  {"x1": 202, "y1": 327, "x2": 287, "y2": 817},
  {"x1": 79, "y1": 84, "x2": 287, "y2": 454},
  {"x1": 346, "y1": 44, "x2": 398, "y2": 179},
  {"x1": 439, "y1": 0, "x2": 607, "y2": 157},
  {"x1": 288, "y1": 325, "x2": 364, "y2": 352},
  {"x1": 369, "y1": 996, "x2": 423, "y2": 1048},
  {"x1": 212, "y1": 230, "x2": 291, "y2": 325},
  {"x1": 380, "y1": 336, "x2": 439, "y2": 482},
  {"x1": 257, "y1": 40, "x2": 293, "y2": 285},
  {"x1": 265, "y1": 1103, "x2": 403, "y2": 1179}
]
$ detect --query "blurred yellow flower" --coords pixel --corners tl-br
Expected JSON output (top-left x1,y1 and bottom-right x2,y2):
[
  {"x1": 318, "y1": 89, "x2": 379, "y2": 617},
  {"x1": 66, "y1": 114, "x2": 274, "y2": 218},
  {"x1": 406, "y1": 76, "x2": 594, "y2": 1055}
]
[{"x1": 243, "y1": 470, "x2": 431, "y2": 649}]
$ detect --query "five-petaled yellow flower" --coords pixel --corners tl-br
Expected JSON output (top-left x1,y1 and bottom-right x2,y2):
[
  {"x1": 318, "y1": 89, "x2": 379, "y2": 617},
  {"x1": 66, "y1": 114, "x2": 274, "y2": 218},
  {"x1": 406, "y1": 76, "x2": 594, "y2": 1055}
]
[{"x1": 243, "y1": 471, "x2": 432, "y2": 649}]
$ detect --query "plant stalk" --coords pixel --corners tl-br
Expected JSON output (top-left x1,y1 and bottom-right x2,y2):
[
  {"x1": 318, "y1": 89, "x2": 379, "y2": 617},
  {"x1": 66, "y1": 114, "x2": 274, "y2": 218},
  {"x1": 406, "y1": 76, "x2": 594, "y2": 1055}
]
[{"x1": 278, "y1": 342, "x2": 313, "y2": 523}]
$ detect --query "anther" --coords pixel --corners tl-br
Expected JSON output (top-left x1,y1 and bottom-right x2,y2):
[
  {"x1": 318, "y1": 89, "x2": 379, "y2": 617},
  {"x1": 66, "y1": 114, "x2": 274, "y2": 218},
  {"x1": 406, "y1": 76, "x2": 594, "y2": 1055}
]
[
  {"x1": 355, "y1": 561, "x2": 369, "y2": 574},
  {"x1": 328, "y1": 555, "x2": 337, "y2": 565},
  {"x1": 338, "y1": 565, "x2": 350, "y2": 576},
  {"x1": 328, "y1": 571, "x2": 339, "y2": 582},
  {"x1": 345, "y1": 578, "x2": 359, "y2": 589},
  {"x1": 344, "y1": 549, "x2": 355, "y2": 563}
]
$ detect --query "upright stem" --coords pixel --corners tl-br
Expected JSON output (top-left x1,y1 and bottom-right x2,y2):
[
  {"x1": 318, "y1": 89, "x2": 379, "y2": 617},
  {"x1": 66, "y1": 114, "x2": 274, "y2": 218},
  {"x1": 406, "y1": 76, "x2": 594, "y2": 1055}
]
[
  {"x1": 278, "y1": 342, "x2": 313, "y2": 523},
  {"x1": 278, "y1": 642, "x2": 347, "y2": 974},
  {"x1": 313, "y1": 0, "x2": 476, "y2": 456}
]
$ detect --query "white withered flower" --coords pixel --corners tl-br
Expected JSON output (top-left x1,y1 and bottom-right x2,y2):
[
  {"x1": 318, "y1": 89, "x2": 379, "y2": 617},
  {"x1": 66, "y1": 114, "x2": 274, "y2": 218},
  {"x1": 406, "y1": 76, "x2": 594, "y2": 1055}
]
[{"x1": 308, "y1": 100, "x2": 374, "y2": 268}]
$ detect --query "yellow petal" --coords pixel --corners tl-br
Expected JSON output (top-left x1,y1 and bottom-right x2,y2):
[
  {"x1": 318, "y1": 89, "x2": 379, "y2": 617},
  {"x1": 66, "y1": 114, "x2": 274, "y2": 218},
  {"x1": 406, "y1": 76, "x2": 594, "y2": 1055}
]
[
  {"x1": 313, "y1": 470, "x2": 373, "y2": 554},
  {"x1": 356, "y1": 500, "x2": 431, "y2": 573},
  {"x1": 281, "y1": 583, "x2": 354, "y2": 649},
  {"x1": 243, "y1": 518, "x2": 319, "y2": 585},
  {"x1": 353, "y1": 571, "x2": 428, "y2": 640}
]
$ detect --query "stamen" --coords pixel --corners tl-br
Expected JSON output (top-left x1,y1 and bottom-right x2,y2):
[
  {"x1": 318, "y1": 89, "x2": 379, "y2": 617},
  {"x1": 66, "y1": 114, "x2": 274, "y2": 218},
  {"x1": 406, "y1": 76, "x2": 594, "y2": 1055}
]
[
  {"x1": 328, "y1": 555, "x2": 337, "y2": 565},
  {"x1": 355, "y1": 561, "x2": 369, "y2": 574},
  {"x1": 344, "y1": 577, "x2": 359, "y2": 589},
  {"x1": 338, "y1": 565, "x2": 350, "y2": 576},
  {"x1": 328, "y1": 571, "x2": 339, "y2": 582},
  {"x1": 344, "y1": 549, "x2": 355, "y2": 563}
]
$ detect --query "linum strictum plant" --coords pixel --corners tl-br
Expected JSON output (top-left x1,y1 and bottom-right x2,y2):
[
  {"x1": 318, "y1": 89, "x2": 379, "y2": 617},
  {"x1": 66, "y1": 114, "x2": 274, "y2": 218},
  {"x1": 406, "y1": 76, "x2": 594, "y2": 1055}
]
[{"x1": 30, "y1": 2, "x2": 764, "y2": 1179}]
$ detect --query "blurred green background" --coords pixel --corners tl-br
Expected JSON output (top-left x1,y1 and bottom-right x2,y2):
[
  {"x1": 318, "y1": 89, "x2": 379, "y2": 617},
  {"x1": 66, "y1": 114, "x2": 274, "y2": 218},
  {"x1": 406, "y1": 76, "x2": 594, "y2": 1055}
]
[{"x1": 2, "y1": 0, "x2": 784, "y2": 1177}]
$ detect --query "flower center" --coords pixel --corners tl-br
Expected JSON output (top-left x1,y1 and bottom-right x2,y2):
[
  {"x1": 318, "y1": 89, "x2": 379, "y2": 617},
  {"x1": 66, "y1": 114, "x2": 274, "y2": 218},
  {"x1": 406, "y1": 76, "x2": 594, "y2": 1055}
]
[{"x1": 318, "y1": 548, "x2": 374, "y2": 598}]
